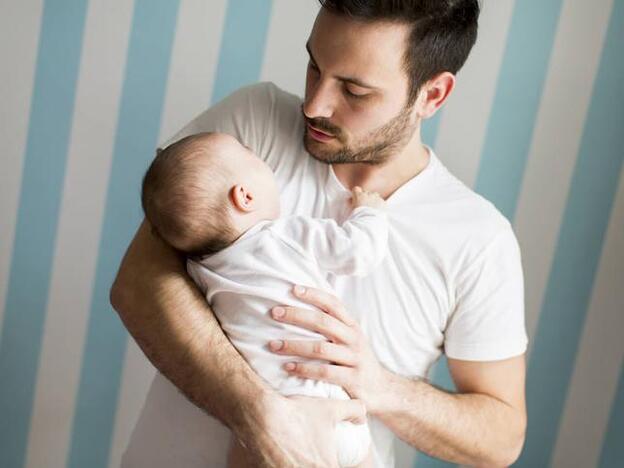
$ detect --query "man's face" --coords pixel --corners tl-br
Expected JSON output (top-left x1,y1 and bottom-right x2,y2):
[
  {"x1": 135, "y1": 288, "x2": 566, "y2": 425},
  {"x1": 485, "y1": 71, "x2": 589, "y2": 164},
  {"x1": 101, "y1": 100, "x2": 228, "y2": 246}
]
[{"x1": 303, "y1": 9, "x2": 418, "y2": 165}]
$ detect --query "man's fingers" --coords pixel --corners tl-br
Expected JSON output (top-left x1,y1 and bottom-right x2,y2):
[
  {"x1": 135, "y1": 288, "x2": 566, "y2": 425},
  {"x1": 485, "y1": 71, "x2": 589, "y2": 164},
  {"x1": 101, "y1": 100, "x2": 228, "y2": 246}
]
[
  {"x1": 330, "y1": 399, "x2": 367, "y2": 425},
  {"x1": 269, "y1": 340, "x2": 357, "y2": 366},
  {"x1": 272, "y1": 305, "x2": 355, "y2": 344},
  {"x1": 283, "y1": 362, "x2": 350, "y2": 388},
  {"x1": 292, "y1": 285, "x2": 357, "y2": 328}
]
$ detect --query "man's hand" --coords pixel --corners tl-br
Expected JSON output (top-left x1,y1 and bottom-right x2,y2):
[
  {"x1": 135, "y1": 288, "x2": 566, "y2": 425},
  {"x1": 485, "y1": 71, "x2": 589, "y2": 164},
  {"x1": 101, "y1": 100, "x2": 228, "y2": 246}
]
[
  {"x1": 268, "y1": 285, "x2": 387, "y2": 413},
  {"x1": 266, "y1": 285, "x2": 526, "y2": 465},
  {"x1": 239, "y1": 392, "x2": 367, "y2": 468}
]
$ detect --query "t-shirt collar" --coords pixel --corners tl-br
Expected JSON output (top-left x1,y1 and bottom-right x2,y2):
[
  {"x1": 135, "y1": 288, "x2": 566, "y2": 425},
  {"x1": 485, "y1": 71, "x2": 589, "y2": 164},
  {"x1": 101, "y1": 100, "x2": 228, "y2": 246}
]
[{"x1": 324, "y1": 145, "x2": 439, "y2": 204}]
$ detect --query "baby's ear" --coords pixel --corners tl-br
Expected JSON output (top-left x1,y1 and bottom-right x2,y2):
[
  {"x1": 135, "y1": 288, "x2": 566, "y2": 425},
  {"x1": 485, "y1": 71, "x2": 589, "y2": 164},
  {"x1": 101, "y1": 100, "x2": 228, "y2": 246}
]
[{"x1": 231, "y1": 184, "x2": 255, "y2": 212}]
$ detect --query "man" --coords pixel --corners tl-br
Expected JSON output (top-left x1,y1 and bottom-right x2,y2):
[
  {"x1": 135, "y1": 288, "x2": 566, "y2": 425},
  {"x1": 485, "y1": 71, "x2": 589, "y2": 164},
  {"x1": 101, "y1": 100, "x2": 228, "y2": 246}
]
[{"x1": 111, "y1": 1, "x2": 528, "y2": 466}]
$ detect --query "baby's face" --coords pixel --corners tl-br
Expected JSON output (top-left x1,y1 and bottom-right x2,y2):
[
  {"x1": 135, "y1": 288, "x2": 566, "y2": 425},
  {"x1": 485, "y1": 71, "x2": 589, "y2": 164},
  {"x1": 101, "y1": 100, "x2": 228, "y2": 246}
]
[{"x1": 212, "y1": 133, "x2": 281, "y2": 218}]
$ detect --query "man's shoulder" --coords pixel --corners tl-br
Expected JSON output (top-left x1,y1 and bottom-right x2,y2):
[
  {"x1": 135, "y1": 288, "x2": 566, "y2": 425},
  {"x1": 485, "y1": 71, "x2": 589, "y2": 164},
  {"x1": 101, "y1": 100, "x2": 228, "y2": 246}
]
[
  {"x1": 245, "y1": 81, "x2": 302, "y2": 104},
  {"x1": 215, "y1": 81, "x2": 303, "y2": 128},
  {"x1": 430, "y1": 155, "x2": 514, "y2": 247},
  {"x1": 215, "y1": 81, "x2": 300, "y2": 112},
  {"x1": 159, "y1": 82, "x2": 303, "y2": 150}
]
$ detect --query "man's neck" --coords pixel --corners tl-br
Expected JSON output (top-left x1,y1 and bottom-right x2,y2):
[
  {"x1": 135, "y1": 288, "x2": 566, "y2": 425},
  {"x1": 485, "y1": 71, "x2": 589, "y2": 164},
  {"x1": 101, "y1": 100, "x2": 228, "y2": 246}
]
[{"x1": 332, "y1": 138, "x2": 430, "y2": 200}]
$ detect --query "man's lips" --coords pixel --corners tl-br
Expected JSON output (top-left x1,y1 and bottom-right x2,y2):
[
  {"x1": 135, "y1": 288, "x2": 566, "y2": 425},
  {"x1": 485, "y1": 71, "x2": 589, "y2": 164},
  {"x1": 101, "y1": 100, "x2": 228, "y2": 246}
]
[{"x1": 307, "y1": 123, "x2": 335, "y2": 142}]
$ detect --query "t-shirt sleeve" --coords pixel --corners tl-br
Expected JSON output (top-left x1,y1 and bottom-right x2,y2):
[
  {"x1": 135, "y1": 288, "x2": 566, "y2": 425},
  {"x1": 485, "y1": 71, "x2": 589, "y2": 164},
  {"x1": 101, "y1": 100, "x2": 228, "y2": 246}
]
[
  {"x1": 444, "y1": 225, "x2": 528, "y2": 361},
  {"x1": 157, "y1": 82, "x2": 280, "y2": 170},
  {"x1": 273, "y1": 206, "x2": 389, "y2": 276}
]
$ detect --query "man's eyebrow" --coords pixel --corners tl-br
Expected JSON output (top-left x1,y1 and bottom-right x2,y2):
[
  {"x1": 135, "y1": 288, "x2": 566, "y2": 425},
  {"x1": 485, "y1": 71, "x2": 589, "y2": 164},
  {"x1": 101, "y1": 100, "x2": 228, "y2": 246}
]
[{"x1": 305, "y1": 41, "x2": 379, "y2": 90}]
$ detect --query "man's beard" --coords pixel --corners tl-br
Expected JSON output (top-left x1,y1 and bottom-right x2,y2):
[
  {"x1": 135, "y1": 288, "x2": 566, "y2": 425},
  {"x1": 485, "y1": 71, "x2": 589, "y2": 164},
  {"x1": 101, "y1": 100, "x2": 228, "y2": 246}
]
[{"x1": 302, "y1": 103, "x2": 416, "y2": 166}]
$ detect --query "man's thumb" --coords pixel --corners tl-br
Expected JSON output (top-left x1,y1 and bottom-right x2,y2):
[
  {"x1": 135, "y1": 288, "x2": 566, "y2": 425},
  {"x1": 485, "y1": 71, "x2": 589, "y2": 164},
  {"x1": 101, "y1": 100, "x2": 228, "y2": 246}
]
[{"x1": 331, "y1": 399, "x2": 367, "y2": 425}]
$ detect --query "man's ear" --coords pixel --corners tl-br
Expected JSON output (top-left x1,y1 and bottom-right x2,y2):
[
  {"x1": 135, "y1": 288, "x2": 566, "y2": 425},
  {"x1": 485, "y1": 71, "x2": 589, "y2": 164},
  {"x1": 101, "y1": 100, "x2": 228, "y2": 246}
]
[
  {"x1": 417, "y1": 71, "x2": 456, "y2": 120},
  {"x1": 230, "y1": 184, "x2": 255, "y2": 212}
]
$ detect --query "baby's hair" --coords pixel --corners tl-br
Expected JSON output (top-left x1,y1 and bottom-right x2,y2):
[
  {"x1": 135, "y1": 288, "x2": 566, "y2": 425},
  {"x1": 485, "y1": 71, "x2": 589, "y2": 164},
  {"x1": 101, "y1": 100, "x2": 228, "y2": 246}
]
[{"x1": 141, "y1": 132, "x2": 238, "y2": 256}]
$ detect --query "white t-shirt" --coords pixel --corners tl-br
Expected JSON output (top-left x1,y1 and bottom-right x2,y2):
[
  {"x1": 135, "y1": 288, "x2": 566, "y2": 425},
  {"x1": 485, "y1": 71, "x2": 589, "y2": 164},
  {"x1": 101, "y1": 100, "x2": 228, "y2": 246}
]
[
  {"x1": 122, "y1": 82, "x2": 527, "y2": 468},
  {"x1": 187, "y1": 206, "x2": 388, "y2": 466}
]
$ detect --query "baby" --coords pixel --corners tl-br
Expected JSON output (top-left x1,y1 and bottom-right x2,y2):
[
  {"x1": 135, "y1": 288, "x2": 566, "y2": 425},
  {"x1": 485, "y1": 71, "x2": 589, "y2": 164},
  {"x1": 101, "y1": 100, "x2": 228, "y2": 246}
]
[{"x1": 141, "y1": 132, "x2": 388, "y2": 467}]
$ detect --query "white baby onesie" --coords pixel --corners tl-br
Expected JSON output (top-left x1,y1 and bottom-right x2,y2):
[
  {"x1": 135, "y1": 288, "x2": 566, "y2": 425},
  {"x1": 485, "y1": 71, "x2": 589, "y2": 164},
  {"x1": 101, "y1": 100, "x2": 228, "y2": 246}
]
[{"x1": 186, "y1": 205, "x2": 388, "y2": 467}]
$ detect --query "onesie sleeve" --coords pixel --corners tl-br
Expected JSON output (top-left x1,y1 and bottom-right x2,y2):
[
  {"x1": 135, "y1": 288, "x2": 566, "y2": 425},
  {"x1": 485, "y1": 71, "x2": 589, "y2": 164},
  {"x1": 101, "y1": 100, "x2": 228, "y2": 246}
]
[
  {"x1": 444, "y1": 225, "x2": 528, "y2": 361},
  {"x1": 273, "y1": 206, "x2": 389, "y2": 277}
]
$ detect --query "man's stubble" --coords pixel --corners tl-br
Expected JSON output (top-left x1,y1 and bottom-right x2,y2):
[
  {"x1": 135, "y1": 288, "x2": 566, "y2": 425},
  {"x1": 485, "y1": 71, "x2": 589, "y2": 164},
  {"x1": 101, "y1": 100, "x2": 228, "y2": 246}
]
[{"x1": 302, "y1": 103, "x2": 417, "y2": 166}]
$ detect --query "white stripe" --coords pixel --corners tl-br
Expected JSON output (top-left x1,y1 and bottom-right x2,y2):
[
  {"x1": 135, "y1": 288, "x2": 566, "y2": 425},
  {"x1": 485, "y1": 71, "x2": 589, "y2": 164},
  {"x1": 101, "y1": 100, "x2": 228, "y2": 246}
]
[
  {"x1": 0, "y1": 0, "x2": 44, "y2": 336},
  {"x1": 108, "y1": 1, "x2": 227, "y2": 464},
  {"x1": 24, "y1": 1, "x2": 135, "y2": 467},
  {"x1": 550, "y1": 168, "x2": 624, "y2": 468},
  {"x1": 513, "y1": 0, "x2": 614, "y2": 355},
  {"x1": 157, "y1": 0, "x2": 227, "y2": 145},
  {"x1": 434, "y1": 0, "x2": 516, "y2": 188},
  {"x1": 260, "y1": 0, "x2": 320, "y2": 98}
]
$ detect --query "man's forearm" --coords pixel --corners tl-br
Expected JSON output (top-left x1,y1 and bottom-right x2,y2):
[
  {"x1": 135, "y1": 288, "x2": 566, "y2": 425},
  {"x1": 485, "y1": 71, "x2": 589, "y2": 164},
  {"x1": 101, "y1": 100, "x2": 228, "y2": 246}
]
[
  {"x1": 110, "y1": 220, "x2": 271, "y2": 433},
  {"x1": 372, "y1": 369, "x2": 526, "y2": 466}
]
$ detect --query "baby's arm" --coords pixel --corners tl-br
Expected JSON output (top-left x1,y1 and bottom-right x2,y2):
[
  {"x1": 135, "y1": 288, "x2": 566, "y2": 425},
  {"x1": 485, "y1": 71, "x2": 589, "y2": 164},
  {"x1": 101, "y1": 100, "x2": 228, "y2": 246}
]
[{"x1": 275, "y1": 187, "x2": 389, "y2": 277}]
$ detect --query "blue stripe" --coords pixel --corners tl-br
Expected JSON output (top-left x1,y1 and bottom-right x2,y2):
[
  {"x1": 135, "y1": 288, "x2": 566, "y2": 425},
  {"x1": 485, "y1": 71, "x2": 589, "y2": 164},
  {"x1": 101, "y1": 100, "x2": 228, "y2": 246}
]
[
  {"x1": 66, "y1": 2, "x2": 180, "y2": 467},
  {"x1": 474, "y1": 0, "x2": 564, "y2": 219},
  {"x1": 600, "y1": 362, "x2": 624, "y2": 468},
  {"x1": 0, "y1": 1, "x2": 89, "y2": 466},
  {"x1": 428, "y1": 357, "x2": 455, "y2": 391},
  {"x1": 422, "y1": 110, "x2": 443, "y2": 150},
  {"x1": 518, "y1": 1, "x2": 624, "y2": 464},
  {"x1": 211, "y1": 0, "x2": 274, "y2": 103},
  {"x1": 416, "y1": 453, "x2": 455, "y2": 468},
  {"x1": 414, "y1": 358, "x2": 455, "y2": 468}
]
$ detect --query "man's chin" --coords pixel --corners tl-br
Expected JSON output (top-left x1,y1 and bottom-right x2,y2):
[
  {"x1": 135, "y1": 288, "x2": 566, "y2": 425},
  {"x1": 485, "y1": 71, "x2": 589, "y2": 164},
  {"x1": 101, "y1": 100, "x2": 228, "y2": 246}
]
[{"x1": 303, "y1": 134, "x2": 338, "y2": 164}]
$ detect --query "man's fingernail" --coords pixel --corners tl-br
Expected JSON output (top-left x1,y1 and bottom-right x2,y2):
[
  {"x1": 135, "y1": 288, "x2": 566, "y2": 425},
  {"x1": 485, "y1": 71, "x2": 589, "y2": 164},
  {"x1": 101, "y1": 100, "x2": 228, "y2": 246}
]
[
  {"x1": 269, "y1": 340, "x2": 284, "y2": 351},
  {"x1": 272, "y1": 307, "x2": 285, "y2": 318},
  {"x1": 293, "y1": 285, "x2": 305, "y2": 295},
  {"x1": 284, "y1": 362, "x2": 296, "y2": 371}
]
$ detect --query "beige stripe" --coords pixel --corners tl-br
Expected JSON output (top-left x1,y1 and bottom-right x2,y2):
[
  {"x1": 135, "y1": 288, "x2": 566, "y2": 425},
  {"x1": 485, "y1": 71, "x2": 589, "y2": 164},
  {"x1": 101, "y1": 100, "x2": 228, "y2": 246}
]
[
  {"x1": 434, "y1": 0, "x2": 516, "y2": 188},
  {"x1": 157, "y1": 0, "x2": 227, "y2": 145},
  {"x1": 260, "y1": 0, "x2": 320, "y2": 97}
]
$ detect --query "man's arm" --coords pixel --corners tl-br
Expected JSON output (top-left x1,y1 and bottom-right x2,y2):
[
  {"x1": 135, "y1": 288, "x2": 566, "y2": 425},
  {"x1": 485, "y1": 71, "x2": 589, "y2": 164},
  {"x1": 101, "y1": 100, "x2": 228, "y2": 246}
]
[
  {"x1": 110, "y1": 220, "x2": 271, "y2": 430},
  {"x1": 270, "y1": 286, "x2": 527, "y2": 467},
  {"x1": 373, "y1": 356, "x2": 526, "y2": 466}
]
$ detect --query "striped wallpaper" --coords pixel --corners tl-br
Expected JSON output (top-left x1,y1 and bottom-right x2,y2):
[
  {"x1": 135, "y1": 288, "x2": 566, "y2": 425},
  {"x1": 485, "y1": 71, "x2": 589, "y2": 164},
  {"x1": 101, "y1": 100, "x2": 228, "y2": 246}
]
[{"x1": 0, "y1": 1, "x2": 621, "y2": 467}]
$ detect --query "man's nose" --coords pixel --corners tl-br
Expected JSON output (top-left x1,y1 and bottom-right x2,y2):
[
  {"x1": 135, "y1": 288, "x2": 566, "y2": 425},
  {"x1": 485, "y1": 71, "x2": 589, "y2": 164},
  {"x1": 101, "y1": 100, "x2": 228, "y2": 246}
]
[{"x1": 303, "y1": 80, "x2": 335, "y2": 120}]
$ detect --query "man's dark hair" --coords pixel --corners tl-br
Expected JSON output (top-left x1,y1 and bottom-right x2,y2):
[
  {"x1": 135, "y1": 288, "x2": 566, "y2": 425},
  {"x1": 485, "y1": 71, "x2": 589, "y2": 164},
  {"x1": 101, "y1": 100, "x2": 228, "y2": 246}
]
[{"x1": 318, "y1": 0, "x2": 480, "y2": 104}]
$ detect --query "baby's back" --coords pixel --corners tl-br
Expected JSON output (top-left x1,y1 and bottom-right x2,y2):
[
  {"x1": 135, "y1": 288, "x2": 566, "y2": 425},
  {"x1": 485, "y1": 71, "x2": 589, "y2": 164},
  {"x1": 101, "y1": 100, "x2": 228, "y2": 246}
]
[{"x1": 187, "y1": 218, "x2": 333, "y2": 391}]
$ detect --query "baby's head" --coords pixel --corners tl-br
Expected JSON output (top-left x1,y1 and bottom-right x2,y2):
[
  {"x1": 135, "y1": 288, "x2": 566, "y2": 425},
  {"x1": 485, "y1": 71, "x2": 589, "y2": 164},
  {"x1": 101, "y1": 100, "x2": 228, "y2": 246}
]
[{"x1": 142, "y1": 132, "x2": 280, "y2": 256}]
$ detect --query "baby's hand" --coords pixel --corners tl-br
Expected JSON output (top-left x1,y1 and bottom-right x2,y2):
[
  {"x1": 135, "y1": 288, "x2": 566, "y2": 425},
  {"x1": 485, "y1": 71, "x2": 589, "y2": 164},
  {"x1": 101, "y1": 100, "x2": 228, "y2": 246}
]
[{"x1": 351, "y1": 186, "x2": 385, "y2": 210}]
